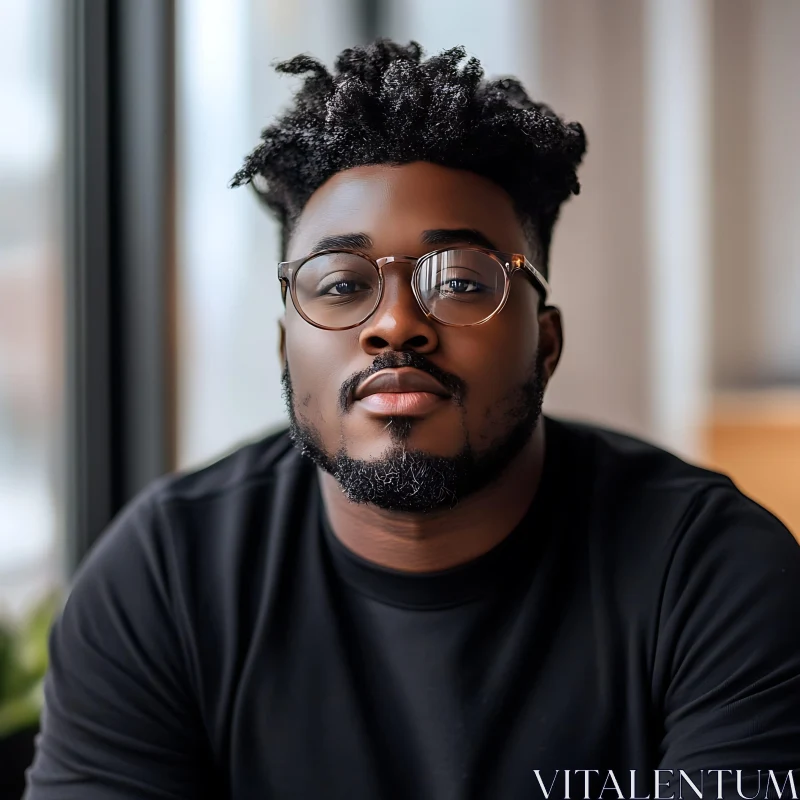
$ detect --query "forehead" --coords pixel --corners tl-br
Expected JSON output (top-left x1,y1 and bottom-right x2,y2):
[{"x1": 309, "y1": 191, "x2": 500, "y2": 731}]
[{"x1": 287, "y1": 162, "x2": 529, "y2": 260}]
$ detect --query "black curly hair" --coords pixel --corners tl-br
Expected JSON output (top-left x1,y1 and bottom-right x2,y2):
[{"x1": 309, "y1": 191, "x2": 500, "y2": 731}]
[{"x1": 230, "y1": 39, "x2": 587, "y2": 276}]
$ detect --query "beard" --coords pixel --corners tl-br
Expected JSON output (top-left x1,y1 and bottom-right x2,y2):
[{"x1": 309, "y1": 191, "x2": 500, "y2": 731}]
[{"x1": 281, "y1": 352, "x2": 546, "y2": 514}]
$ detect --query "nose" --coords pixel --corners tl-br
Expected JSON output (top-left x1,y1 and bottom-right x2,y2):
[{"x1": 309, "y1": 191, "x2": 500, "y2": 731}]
[{"x1": 358, "y1": 266, "x2": 439, "y2": 356}]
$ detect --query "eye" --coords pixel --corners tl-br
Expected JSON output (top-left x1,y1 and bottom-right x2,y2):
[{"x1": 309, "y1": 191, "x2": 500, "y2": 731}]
[
  {"x1": 430, "y1": 264, "x2": 488, "y2": 297},
  {"x1": 438, "y1": 277, "x2": 481, "y2": 294},
  {"x1": 325, "y1": 279, "x2": 364, "y2": 296},
  {"x1": 314, "y1": 271, "x2": 375, "y2": 298}
]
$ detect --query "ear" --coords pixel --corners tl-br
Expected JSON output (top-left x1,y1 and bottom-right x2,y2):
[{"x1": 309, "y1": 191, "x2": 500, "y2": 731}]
[
  {"x1": 537, "y1": 305, "x2": 563, "y2": 386},
  {"x1": 278, "y1": 316, "x2": 286, "y2": 370}
]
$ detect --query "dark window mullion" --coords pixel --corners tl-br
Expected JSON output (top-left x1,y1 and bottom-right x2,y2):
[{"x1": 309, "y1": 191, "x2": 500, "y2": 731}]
[
  {"x1": 64, "y1": 0, "x2": 116, "y2": 575},
  {"x1": 64, "y1": 0, "x2": 175, "y2": 575},
  {"x1": 357, "y1": 0, "x2": 385, "y2": 42},
  {"x1": 115, "y1": 0, "x2": 176, "y2": 499}
]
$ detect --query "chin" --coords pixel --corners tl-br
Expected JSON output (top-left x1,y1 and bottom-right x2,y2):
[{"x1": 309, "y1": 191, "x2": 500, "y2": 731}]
[{"x1": 346, "y1": 415, "x2": 467, "y2": 459}]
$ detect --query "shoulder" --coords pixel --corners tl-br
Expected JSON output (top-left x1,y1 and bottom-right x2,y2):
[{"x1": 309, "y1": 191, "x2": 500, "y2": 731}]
[
  {"x1": 137, "y1": 425, "x2": 310, "y2": 543},
  {"x1": 26, "y1": 435, "x2": 306, "y2": 796},
  {"x1": 549, "y1": 415, "x2": 735, "y2": 495},
  {"x1": 60, "y1": 428, "x2": 317, "y2": 719},
  {"x1": 549, "y1": 420, "x2": 800, "y2": 725},
  {"x1": 152, "y1": 425, "x2": 302, "y2": 504},
  {"x1": 546, "y1": 415, "x2": 799, "y2": 608},
  {"x1": 546, "y1": 415, "x2": 792, "y2": 540},
  {"x1": 71, "y1": 427, "x2": 313, "y2": 611}
]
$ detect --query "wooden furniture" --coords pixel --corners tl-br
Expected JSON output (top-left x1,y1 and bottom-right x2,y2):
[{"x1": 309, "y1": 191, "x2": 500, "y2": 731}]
[{"x1": 701, "y1": 390, "x2": 800, "y2": 542}]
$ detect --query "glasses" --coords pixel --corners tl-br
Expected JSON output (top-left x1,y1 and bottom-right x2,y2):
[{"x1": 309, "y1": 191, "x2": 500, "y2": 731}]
[{"x1": 277, "y1": 246, "x2": 550, "y2": 331}]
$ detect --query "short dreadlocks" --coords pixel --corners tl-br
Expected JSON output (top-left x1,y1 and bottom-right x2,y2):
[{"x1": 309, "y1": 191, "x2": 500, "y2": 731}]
[{"x1": 230, "y1": 40, "x2": 586, "y2": 275}]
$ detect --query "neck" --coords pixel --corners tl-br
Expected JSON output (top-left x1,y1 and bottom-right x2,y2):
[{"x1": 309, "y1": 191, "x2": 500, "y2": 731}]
[{"x1": 319, "y1": 421, "x2": 547, "y2": 573}]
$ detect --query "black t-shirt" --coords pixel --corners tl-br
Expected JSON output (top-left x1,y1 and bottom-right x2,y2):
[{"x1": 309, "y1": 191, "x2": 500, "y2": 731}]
[{"x1": 25, "y1": 417, "x2": 800, "y2": 800}]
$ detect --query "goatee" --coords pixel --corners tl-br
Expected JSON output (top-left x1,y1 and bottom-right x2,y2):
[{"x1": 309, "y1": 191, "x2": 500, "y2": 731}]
[{"x1": 281, "y1": 353, "x2": 545, "y2": 513}]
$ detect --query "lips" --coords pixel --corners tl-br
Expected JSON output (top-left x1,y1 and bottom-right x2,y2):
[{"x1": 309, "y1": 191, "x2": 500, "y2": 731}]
[{"x1": 354, "y1": 367, "x2": 452, "y2": 401}]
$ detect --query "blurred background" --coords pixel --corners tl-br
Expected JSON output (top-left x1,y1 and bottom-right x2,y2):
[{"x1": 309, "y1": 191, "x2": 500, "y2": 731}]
[{"x1": 2, "y1": 0, "x2": 800, "y2": 638}]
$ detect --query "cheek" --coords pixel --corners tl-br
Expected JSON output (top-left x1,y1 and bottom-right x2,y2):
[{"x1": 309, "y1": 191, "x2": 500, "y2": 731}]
[
  {"x1": 452, "y1": 300, "x2": 540, "y2": 405},
  {"x1": 284, "y1": 317, "x2": 358, "y2": 414}
]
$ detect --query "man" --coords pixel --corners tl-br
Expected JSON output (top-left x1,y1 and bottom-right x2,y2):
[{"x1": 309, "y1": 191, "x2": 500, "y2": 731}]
[{"x1": 26, "y1": 41, "x2": 800, "y2": 800}]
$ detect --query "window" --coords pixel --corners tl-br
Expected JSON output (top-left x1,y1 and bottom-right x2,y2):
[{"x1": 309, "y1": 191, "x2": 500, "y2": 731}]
[
  {"x1": 0, "y1": 0, "x2": 64, "y2": 617},
  {"x1": 176, "y1": 0, "x2": 360, "y2": 469}
]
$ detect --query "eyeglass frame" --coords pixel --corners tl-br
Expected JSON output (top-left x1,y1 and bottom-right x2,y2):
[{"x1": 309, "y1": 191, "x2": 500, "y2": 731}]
[{"x1": 277, "y1": 245, "x2": 551, "y2": 331}]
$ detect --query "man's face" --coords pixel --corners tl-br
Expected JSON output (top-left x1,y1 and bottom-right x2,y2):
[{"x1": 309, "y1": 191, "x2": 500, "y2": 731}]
[{"x1": 281, "y1": 161, "x2": 561, "y2": 512}]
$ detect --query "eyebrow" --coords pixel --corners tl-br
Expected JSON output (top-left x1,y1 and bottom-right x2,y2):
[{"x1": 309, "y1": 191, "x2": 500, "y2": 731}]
[
  {"x1": 421, "y1": 228, "x2": 499, "y2": 251},
  {"x1": 309, "y1": 233, "x2": 373, "y2": 253},
  {"x1": 307, "y1": 227, "x2": 500, "y2": 256}
]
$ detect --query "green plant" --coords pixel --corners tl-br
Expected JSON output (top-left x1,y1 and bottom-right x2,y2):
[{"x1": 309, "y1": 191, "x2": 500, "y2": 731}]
[{"x1": 0, "y1": 592, "x2": 60, "y2": 738}]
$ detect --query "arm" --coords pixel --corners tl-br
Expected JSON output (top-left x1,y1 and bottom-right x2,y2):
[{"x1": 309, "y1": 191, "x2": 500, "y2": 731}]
[
  {"x1": 655, "y1": 488, "x2": 800, "y2": 798},
  {"x1": 24, "y1": 492, "x2": 217, "y2": 799}
]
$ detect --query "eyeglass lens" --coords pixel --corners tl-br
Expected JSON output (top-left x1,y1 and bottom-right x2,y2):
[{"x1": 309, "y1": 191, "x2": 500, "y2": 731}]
[{"x1": 292, "y1": 249, "x2": 507, "y2": 328}]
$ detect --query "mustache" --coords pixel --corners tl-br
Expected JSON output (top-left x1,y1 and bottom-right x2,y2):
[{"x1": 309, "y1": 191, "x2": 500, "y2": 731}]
[{"x1": 338, "y1": 352, "x2": 467, "y2": 413}]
